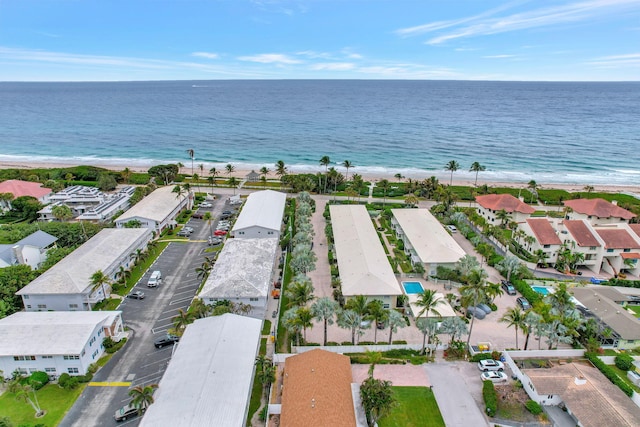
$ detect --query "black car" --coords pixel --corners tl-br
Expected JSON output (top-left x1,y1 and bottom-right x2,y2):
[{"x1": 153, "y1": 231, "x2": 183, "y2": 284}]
[
  {"x1": 501, "y1": 280, "x2": 516, "y2": 295},
  {"x1": 114, "y1": 404, "x2": 141, "y2": 422},
  {"x1": 154, "y1": 334, "x2": 179, "y2": 349},
  {"x1": 516, "y1": 297, "x2": 531, "y2": 310}
]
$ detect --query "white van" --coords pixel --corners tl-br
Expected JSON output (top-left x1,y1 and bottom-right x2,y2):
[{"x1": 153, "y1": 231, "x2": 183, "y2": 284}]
[{"x1": 147, "y1": 271, "x2": 162, "y2": 287}]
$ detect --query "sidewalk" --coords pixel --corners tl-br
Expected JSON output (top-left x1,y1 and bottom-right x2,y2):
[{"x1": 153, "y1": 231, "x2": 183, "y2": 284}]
[{"x1": 307, "y1": 197, "x2": 332, "y2": 298}]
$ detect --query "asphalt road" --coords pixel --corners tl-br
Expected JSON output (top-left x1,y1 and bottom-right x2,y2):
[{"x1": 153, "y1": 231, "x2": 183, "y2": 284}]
[{"x1": 60, "y1": 197, "x2": 230, "y2": 427}]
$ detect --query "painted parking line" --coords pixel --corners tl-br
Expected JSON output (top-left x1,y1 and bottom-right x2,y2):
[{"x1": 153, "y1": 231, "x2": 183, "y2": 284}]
[
  {"x1": 88, "y1": 381, "x2": 131, "y2": 387},
  {"x1": 169, "y1": 296, "x2": 193, "y2": 305}
]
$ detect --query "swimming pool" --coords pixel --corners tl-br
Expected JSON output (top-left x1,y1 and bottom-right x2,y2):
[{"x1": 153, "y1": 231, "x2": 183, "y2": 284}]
[
  {"x1": 531, "y1": 286, "x2": 552, "y2": 296},
  {"x1": 402, "y1": 281, "x2": 424, "y2": 294}
]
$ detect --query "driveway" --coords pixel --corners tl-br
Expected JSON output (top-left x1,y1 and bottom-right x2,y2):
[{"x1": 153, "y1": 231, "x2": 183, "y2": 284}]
[{"x1": 425, "y1": 362, "x2": 489, "y2": 427}]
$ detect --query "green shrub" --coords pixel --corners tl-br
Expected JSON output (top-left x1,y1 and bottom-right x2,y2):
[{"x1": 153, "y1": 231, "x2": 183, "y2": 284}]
[
  {"x1": 525, "y1": 400, "x2": 543, "y2": 415},
  {"x1": 482, "y1": 380, "x2": 498, "y2": 417},
  {"x1": 57, "y1": 373, "x2": 71, "y2": 388},
  {"x1": 392, "y1": 340, "x2": 407, "y2": 345},
  {"x1": 471, "y1": 353, "x2": 495, "y2": 362},
  {"x1": 28, "y1": 371, "x2": 49, "y2": 390},
  {"x1": 615, "y1": 353, "x2": 634, "y2": 371},
  {"x1": 326, "y1": 341, "x2": 339, "y2": 346},
  {"x1": 63, "y1": 377, "x2": 80, "y2": 390},
  {"x1": 585, "y1": 352, "x2": 634, "y2": 396},
  {"x1": 78, "y1": 373, "x2": 93, "y2": 383}
]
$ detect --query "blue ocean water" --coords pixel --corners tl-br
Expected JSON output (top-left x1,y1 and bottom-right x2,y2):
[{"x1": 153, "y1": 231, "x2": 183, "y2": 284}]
[{"x1": 0, "y1": 80, "x2": 638, "y2": 185}]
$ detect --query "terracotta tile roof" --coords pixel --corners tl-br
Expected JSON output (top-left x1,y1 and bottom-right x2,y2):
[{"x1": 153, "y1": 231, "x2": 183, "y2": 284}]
[
  {"x1": 281, "y1": 349, "x2": 356, "y2": 427},
  {"x1": 595, "y1": 228, "x2": 640, "y2": 249},
  {"x1": 564, "y1": 220, "x2": 600, "y2": 247},
  {"x1": 621, "y1": 252, "x2": 640, "y2": 259},
  {"x1": 524, "y1": 363, "x2": 640, "y2": 427},
  {"x1": 629, "y1": 224, "x2": 640, "y2": 238},
  {"x1": 0, "y1": 179, "x2": 52, "y2": 199},
  {"x1": 526, "y1": 218, "x2": 561, "y2": 245},
  {"x1": 475, "y1": 194, "x2": 535, "y2": 214},
  {"x1": 564, "y1": 198, "x2": 636, "y2": 220}
]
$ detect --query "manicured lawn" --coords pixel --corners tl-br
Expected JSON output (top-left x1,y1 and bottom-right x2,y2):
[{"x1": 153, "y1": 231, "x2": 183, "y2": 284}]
[
  {"x1": 93, "y1": 297, "x2": 121, "y2": 311},
  {"x1": 378, "y1": 386, "x2": 445, "y2": 427},
  {"x1": 114, "y1": 241, "x2": 169, "y2": 296},
  {"x1": 262, "y1": 320, "x2": 272, "y2": 336},
  {"x1": 608, "y1": 364, "x2": 640, "y2": 393},
  {"x1": 0, "y1": 383, "x2": 86, "y2": 427},
  {"x1": 628, "y1": 305, "x2": 640, "y2": 317}
]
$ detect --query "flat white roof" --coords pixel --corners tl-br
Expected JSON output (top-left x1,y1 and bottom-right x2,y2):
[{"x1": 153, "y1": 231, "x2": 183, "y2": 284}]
[
  {"x1": 392, "y1": 209, "x2": 466, "y2": 264},
  {"x1": 407, "y1": 293, "x2": 457, "y2": 318},
  {"x1": 232, "y1": 190, "x2": 286, "y2": 234},
  {"x1": 139, "y1": 314, "x2": 262, "y2": 427},
  {"x1": 0, "y1": 311, "x2": 120, "y2": 356},
  {"x1": 330, "y1": 205, "x2": 402, "y2": 297},
  {"x1": 116, "y1": 186, "x2": 185, "y2": 223},
  {"x1": 17, "y1": 228, "x2": 151, "y2": 295},
  {"x1": 199, "y1": 237, "x2": 278, "y2": 299}
]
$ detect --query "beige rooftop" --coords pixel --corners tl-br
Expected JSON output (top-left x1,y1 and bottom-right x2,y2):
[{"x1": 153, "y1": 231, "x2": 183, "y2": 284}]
[
  {"x1": 571, "y1": 287, "x2": 640, "y2": 340},
  {"x1": 116, "y1": 185, "x2": 184, "y2": 223}
]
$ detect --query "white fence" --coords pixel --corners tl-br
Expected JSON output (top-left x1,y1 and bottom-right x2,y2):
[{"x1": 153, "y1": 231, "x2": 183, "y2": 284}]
[
  {"x1": 507, "y1": 349, "x2": 585, "y2": 359},
  {"x1": 292, "y1": 343, "x2": 444, "y2": 354}
]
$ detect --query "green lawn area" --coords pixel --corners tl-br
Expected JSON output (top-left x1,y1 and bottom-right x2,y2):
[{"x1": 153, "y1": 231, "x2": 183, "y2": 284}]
[
  {"x1": 113, "y1": 241, "x2": 169, "y2": 296},
  {"x1": 0, "y1": 383, "x2": 86, "y2": 427},
  {"x1": 628, "y1": 305, "x2": 640, "y2": 316},
  {"x1": 378, "y1": 386, "x2": 445, "y2": 427},
  {"x1": 608, "y1": 364, "x2": 640, "y2": 393}
]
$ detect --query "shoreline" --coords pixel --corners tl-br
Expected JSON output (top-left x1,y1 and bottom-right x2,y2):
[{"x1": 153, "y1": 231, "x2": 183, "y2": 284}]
[{"x1": 1, "y1": 160, "x2": 639, "y2": 195}]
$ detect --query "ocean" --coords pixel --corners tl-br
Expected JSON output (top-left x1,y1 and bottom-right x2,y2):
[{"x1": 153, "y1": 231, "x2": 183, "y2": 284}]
[{"x1": 0, "y1": 80, "x2": 639, "y2": 185}]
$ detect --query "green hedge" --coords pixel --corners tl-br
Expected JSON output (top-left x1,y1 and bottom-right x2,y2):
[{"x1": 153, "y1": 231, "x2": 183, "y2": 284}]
[
  {"x1": 471, "y1": 353, "x2": 495, "y2": 362},
  {"x1": 603, "y1": 279, "x2": 640, "y2": 288},
  {"x1": 585, "y1": 352, "x2": 634, "y2": 396},
  {"x1": 615, "y1": 354, "x2": 635, "y2": 371},
  {"x1": 482, "y1": 380, "x2": 498, "y2": 416},
  {"x1": 525, "y1": 400, "x2": 543, "y2": 415},
  {"x1": 28, "y1": 371, "x2": 49, "y2": 390},
  {"x1": 512, "y1": 279, "x2": 542, "y2": 305}
]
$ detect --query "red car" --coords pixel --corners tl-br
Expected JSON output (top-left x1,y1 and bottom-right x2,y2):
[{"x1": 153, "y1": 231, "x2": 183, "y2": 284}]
[{"x1": 214, "y1": 229, "x2": 227, "y2": 236}]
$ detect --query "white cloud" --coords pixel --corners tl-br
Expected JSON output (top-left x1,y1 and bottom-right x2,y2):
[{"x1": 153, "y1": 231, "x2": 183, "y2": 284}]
[
  {"x1": 192, "y1": 52, "x2": 219, "y2": 59},
  {"x1": 483, "y1": 54, "x2": 516, "y2": 58},
  {"x1": 309, "y1": 62, "x2": 355, "y2": 71},
  {"x1": 296, "y1": 50, "x2": 333, "y2": 59},
  {"x1": 587, "y1": 52, "x2": 640, "y2": 67},
  {"x1": 237, "y1": 53, "x2": 302, "y2": 64}
]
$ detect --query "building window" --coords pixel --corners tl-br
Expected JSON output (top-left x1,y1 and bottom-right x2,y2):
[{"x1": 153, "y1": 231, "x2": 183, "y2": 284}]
[
  {"x1": 26, "y1": 305, "x2": 31, "y2": 309},
  {"x1": 42, "y1": 355, "x2": 53, "y2": 359},
  {"x1": 543, "y1": 244, "x2": 550, "y2": 248},
  {"x1": 17, "y1": 368, "x2": 27, "y2": 375},
  {"x1": 383, "y1": 304, "x2": 390, "y2": 309},
  {"x1": 23, "y1": 295, "x2": 29, "y2": 299},
  {"x1": 63, "y1": 355, "x2": 80, "y2": 360},
  {"x1": 249, "y1": 298, "x2": 258, "y2": 302},
  {"x1": 607, "y1": 249, "x2": 614, "y2": 253},
  {"x1": 268, "y1": 231, "x2": 274, "y2": 235},
  {"x1": 623, "y1": 248, "x2": 631, "y2": 252},
  {"x1": 590, "y1": 246, "x2": 596, "y2": 250},
  {"x1": 81, "y1": 350, "x2": 86, "y2": 357},
  {"x1": 37, "y1": 304, "x2": 47, "y2": 309},
  {"x1": 45, "y1": 368, "x2": 56, "y2": 373},
  {"x1": 89, "y1": 337, "x2": 96, "y2": 346},
  {"x1": 13, "y1": 356, "x2": 36, "y2": 361},
  {"x1": 69, "y1": 304, "x2": 79, "y2": 309},
  {"x1": 67, "y1": 368, "x2": 79, "y2": 374}
]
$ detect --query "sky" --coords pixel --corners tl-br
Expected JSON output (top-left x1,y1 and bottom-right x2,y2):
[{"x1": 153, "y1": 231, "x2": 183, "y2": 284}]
[{"x1": 0, "y1": 0, "x2": 639, "y2": 81}]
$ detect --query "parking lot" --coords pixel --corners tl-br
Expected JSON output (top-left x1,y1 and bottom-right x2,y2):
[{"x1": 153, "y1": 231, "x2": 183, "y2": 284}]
[{"x1": 60, "y1": 198, "x2": 230, "y2": 427}]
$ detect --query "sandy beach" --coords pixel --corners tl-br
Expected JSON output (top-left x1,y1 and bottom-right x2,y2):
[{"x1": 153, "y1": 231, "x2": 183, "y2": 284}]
[{"x1": 1, "y1": 160, "x2": 639, "y2": 195}]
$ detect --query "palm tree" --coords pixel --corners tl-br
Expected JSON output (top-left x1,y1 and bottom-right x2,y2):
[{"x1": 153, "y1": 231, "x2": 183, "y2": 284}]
[
  {"x1": 227, "y1": 177, "x2": 239, "y2": 195},
  {"x1": 311, "y1": 297, "x2": 339, "y2": 346},
  {"x1": 445, "y1": 160, "x2": 460, "y2": 185},
  {"x1": 189, "y1": 298, "x2": 211, "y2": 319},
  {"x1": 295, "y1": 307, "x2": 314, "y2": 343},
  {"x1": 416, "y1": 317, "x2": 439, "y2": 354},
  {"x1": 583, "y1": 185, "x2": 594, "y2": 194},
  {"x1": 394, "y1": 173, "x2": 404, "y2": 182},
  {"x1": 469, "y1": 162, "x2": 486, "y2": 186},
  {"x1": 282, "y1": 307, "x2": 303, "y2": 346},
  {"x1": 343, "y1": 160, "x2": 353, "y2": 182},
  {"x1": 121, "y1": 167, "x2": 132, "y2": 184},
  {"x1": 345, "y1": 294, "x2": 369, "y2": 316},
  {"x1": 533, "y1": 249, "x2": 548, "y2": 269},
  {"x1": 195, "y1": 258, "x2": 213, "y2": 281},
  {"x1": 415, "y1": 289, "x2": 443, "y2": 321},
  {"x1": 500, "y1": 307, "x2": 526, "y2": 349},
  {"x1": 404, "y1": 194, "x2": 419, "y2": 207},
  {"x1": 522, "y1": 311, "x2": 542, "y2": 350},
  {"x1": 366, "y1": 300, "x2": 388, "y2": 343},
  {"x1": 172, "y1": 184, "x2": 186, "y2": 201},
  {"x1": 485, "y1": 282, "x2": 504, "y2": 303},
  {"x1": 225, "y1": 163, "x2": 235, "y2": 180},
  {"x1": 8, "y1": 380, "x2": 44, "y2": 417},
  {"x1": 497, "y1": 256, "x2": 522, "y2": 282},
  {"x1": 378, "y1": 179, "x2": 391, "y2": 204},
  {"x1": 116, "y1": 266, "x2": 131, "y2": 285},
  {"x1": 495, "y1": 209, "x2": 510, "y2": 228},
  {"x1": 128, "y1": 384, "x2": 158, "y2": 415},
  {"x1": 338, "y1": 309, "x2": 365, "y2": 345},
  {"x1": 439, "y1": 316, "x2": 468, "y2": 346},
  {"x1": 171, "y1": 309, "x2": 194, "y2": 336},
  {"x1": 186, "y1": 148, "x2": 195, "y2": 176},
  {"x1": 527, "y1": 180, "x2": 539, "y2": 203},
  {"x1": 209, "y1": 167, "x2": 219, "y2": 187},
  {"x1": 387, "y1": 309, "x2": 407, "y2": 344},
  {"x1": 319, "y1": 156, "x2": 331, "y2": 193},
  {"x1": 52, "y1": 204, "x2": 73, "y2": 222},
  {"x1": 285, "y1": 276, "x2": 314, "y2": 308},
  {"x1": 260, "y1": 166, "x2": 270, "y2": 188},
  {"x1": 90, "y1": 270, "x2": 111, "y2": 301},
  {"x1": 275, "y1": 160, "x2": 288, "y2": 190},
  {"x1": 460, "y1": 268, "x2": 488, "y2": 350}
]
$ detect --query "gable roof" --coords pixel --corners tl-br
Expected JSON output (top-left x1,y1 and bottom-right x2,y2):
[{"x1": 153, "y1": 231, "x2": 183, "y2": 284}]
[
  {"x1": 594, "y1": 228, "x2": 640, "y2": 249},
  {"x1": 475, "y1": 194, "x2": 535, "y2": 214},
  {"x1": 281, "y1": 349, "x2": 356, "y2": 427},
  {"x1": 391, "y1": 208, "x2": 465, "y2": 264},
  {"x1": 115, "y1": 186, "x2": 185, "y2": 223},
  {"x1": 198, "y1": 237, "x2": 278, "y2": 299},
  {"x1": 232, "y1": 190, "x2": 286, "y2": 234},
  {"x1": 571, "y1": 287, "x2": 640, "y2": 340},
  {"x1": 563, "y1": 220, "x2": 601, "y2": 247},
  {"x1": 0, "y1": 179, "x2": 52, "y2": 199},
  {"x1": 17, "y1": 228, "x2": 151, "y2": 295},
  {"x1": 330, "y1": 205, "x2": 402, "y2": 297},
  {"x1": 524, "y1": 363, "x2": 640, "y2": 427},
  {"x1": 564, "y1": 198, "x2": 635, "y2": 220},
  {"x1": 0, "y1": 230, "x2": 58, "y2": 266},
  {"x1": 629, "y1": 224, "x2": 640, "y2": 239},
  {"x1": 526, "y1": 218, "x2": 562, "y2": 245}
]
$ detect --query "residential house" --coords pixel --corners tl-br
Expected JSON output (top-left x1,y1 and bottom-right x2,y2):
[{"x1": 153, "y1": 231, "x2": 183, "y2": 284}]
[
  {"x1": 0, "y1": 230, "x2": 58, "y2": 270},
  {"x1": 38, "y1": 185, "x2": 135, "y2": 222},
  {"x1": 330, "y1": 205, "x2": 402, "y2": 309},
  {"x1": 139, "y1": 314, "x2": 261, "y2": 427},
  {"x1": 390, "y1": 208, "x2": 465, "y2": 276},
  {"x1": 521, "y1": 218, "x2": 562, "y2": 263},
  {"x1": 198, "y1": 237, "x2": 279, "y2": 317},
  {"x1": 564, "y1": 198, "x2": 636, "y2": 225},
  {"x1": 592, "y1": 226, "x2": 640, "y2": 276},
  {"x1": 231, "y1": 190, "x2": 286, "y2": 239},
  {"x1": 559, "y1": 220, "x2": 603, "y2": 273},
  {"x1": 0, "y1": 311, "x2": 124, "y2": 378},
  {"x1": 475, "y1": 194, "x2": 535, "y2": 225},
  {"x1": 0, "y1": 179, "x2": 52, "y2": 210},
  {"x1": 115, "y1": 186, "x2": 190, "y2": 234},
  {"x1": 280, "y1": 349, "x2": 358, "y2": 427},
  {"x1": 16, "y1": 228, "x2": 152, "y2": 311}
]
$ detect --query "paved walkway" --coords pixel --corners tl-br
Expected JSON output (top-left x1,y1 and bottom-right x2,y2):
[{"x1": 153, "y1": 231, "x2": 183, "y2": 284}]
[
  {"x1": 307, "y1": 197, "x2": 332, "y2": 298},
  {"x1": 351, "y1": 364, "x2": 429, "y2": 386}
]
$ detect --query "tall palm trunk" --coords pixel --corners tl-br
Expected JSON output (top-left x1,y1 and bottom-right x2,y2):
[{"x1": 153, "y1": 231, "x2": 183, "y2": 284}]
[{"x1": 323, "y1": 318, "x2": 328, "y2": 346}]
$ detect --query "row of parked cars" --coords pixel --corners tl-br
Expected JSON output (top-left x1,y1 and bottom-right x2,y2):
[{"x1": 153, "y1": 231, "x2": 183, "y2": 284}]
[{"x1": 467, "y1": 280, "x2": 531, "y2": 319}]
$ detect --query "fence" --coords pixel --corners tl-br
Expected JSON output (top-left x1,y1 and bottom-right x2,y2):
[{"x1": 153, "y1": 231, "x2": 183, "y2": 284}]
[{"x1": 291, "y1": 343, "x2": 448, "y2": 354}]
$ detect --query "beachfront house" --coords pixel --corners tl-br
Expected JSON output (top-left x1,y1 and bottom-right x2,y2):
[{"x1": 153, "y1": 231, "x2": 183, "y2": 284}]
[
  {"x1": 0, "y1": 230, "x2": 58, "y2": 270},
  {"x1": 521, "y1": 218, "x2": 563, "y2": 263},
  {"x1": 390, "y1": 208, "x2": 465, "y2": 276},
  {"x1": 558, "y1": 220, "x2": 603, "y2": 273},
  {"x1": 139, "y1": 314, "x2": 261, "y2": 427},
  {"x1": 16, "y1": 228, "x2": 152, "y2": 311},
  {"x1": 330, "y1": 205, "x2": 402, "y2": 308},
  {"x1": 197, "y1": 237, "x2": 279, "y2": 318},
  {"x1": 0, "y1": 179, "x2": 53, "y2": 211},
  {"x1": 38, "y1": 185, "x2": 135, "y2": 222},
  {"x1": 0, "y1": 311, "x2": 124, "y2": 378},
  {"x1": 593, "y1": 226, "x2": 640, "y2": 277},
  {"x1": 475, "y1": 194, "x2": 535, "y2": 225},
  {"x1": 115, "y1": 185, "x2": 190, "y2": 234},
  {"x1": 231, "y1": 190, "x2": 287, "y2": 239},
  {"x1": 564, "y1": 198, "x2": 636, "y2": 225}
]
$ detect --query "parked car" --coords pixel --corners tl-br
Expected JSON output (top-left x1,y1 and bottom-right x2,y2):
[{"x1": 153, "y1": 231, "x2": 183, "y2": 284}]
[
  {"x1": 516, "y1": 297, "x2": 531, "y2": 310},
  {"x1": 481, "y1": 371, "x2": 509, "y2": 383},
  {"x1": 200, "y1": 202, "x2": 213, "y2": 208},
  {"x1": 147, "y1": 270, "x2": 162, "y2": 287},
  {"x1": 177, "y1": 230, "x2": 191, "y2": 237},
  {"x1": 183, "y1": 226, "x2": 194, "y2": 233},
  {"x1": 126, "y1": 291, "x2": 145, "y2": 300},
  {"x1": 208, "y1": 236, "x2": 222, "y2": 246},
  {"x1": 477, "y1": 303, "x2": 492, "y2": 314},
  {"x1": 191, "y1": 212, "x2": 204, "y2": 219},
  {"x1": 214, "y1": 229, "x2": 227, "y2": 236},
  {"x1": 446, "y1": 224, "x2": 458, "y2": 233},
  {"x1": 477, "y1": 359, "x2": 505, "y2": 372},
  {"x1": 501, "y1": 280, "x2": 516, "y2": 295},
  {"x1": 154, "y1": 334, "x2": 179, "y2": 349},
  {"x1": 220, "y1": 214, "x2": 232, "y2": 220},
  {"x1": 466, "y1": 306, "x2": 486, "y2": 320},
  {"x1": 114, "y1": 404, "x2": 141, "y2": 422},
  {"x1": 222, "y1": 210, "x2": 234, "y2": 215}
]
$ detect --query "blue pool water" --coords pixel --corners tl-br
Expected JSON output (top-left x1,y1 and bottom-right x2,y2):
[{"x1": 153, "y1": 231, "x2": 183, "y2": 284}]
[
  {"x1": 402, "y1": 282, "x2": 424, "y2": 295},
  {"x1": 531, "y1": 286, "x2": 551, "y2": 296}
]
